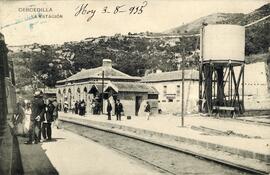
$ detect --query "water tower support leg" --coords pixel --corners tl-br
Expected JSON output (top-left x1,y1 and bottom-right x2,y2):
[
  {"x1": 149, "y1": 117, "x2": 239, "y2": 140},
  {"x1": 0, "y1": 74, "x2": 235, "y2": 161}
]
[
  {"x1": 231, "y1": 65, "x2": 244, "y2": 114},
  {"x1": 204, "y1": 64, "x2": 213, "y2": 114},
  {"x1": 216, "y1": 67, "x2": 224, "y2": 106}
]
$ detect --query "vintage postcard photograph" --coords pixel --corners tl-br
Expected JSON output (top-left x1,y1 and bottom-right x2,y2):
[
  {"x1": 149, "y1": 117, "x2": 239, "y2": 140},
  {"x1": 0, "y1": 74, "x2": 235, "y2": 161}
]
[{"x1": 0, "y1": 0, "x2": 269, "y2": 174}]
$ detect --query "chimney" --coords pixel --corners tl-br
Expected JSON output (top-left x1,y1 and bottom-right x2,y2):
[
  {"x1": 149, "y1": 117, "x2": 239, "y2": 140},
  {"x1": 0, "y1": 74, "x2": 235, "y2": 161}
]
[
  {"x1": 156, "y1": 69, "x2": 162, "y2": 74},
  {"x1": 102, "y1": 59, "x2": 112, "y2": 68}
]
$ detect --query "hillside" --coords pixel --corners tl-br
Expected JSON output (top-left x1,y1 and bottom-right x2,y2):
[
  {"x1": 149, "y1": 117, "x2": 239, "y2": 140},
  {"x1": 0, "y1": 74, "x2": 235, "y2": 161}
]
[
  {"x1": 10, "y1": 35, "x2": 199, "y2": 93},
  {"x1": 165, "y1": 3, "x2": 270, "y2": 34},
  {"x1": 165, "y1": 3, "x2": 270, "y2": 55},
  {"x1": 164, "y1": 13, "x2": 244, "y2": 34}
]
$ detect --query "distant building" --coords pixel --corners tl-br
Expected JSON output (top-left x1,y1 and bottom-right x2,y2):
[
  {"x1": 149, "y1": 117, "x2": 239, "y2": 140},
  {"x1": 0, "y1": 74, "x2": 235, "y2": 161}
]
[
  {"x1": 141, "y1": 69, "x2": 199, "y2": 114},
  {"x1": 38, "y1": 87, "x2": 57, "y2": 100},
  {"x1": 56, "y1": 59, "x2": 158, "y2": 116}
]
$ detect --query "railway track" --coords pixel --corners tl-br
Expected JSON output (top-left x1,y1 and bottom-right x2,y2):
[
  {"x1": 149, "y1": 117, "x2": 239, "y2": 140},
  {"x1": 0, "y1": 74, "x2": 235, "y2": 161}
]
[{"x1": 59, "y1": 119, "x2": 268, "y2": 175}]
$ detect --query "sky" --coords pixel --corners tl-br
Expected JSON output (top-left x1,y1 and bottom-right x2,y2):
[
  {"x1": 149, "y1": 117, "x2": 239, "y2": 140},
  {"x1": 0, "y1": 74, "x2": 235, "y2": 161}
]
[{"x1": 0, "y1": 0, "x2": 269, "y2": 45}]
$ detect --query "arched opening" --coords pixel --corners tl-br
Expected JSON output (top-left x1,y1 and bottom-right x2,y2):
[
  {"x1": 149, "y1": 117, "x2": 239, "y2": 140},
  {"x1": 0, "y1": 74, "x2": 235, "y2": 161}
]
[
  {"x1": 68, "y1": 88, "x2": 72, "y2": 109},
  {"x1": 63, "y1": 89, "x2": 67, "y2": 102},
  {"x1": 57, "y1": 89, "x2": 62, "y2": 111},
  {"x1": 77, "y1": 87, "x2": 81, "y2": 101},
  {"x1": 83, "y1": 87, "x2": 88, "y2": 113},
  {"x1": 83, "y1": 87, "x2": 87, "y2": 101}
]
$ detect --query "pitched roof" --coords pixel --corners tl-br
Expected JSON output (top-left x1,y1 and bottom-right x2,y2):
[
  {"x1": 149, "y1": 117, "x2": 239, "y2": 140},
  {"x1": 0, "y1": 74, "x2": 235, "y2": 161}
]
[
  {"x1": 141, "y1": 69, "x2": 199, "y2": 83},
  {"x1": 57, "y1": 67, "x2": 141, "y2": 84},
  {"x1": 104, "y1": 82, "x2": 158, "y2": 94}
]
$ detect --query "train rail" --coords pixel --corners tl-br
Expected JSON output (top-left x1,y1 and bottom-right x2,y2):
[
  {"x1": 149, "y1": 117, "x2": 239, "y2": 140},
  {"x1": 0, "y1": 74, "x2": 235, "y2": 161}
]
[{"x1": 59, "y1": 119, "x2": 268, "y2": 175}]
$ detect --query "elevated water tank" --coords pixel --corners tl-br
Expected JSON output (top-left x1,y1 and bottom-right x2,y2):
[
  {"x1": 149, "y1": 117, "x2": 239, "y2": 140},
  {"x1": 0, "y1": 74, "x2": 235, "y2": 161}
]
[{"x1": 201, "y1": 25, "x2": 245, "y2": 63}]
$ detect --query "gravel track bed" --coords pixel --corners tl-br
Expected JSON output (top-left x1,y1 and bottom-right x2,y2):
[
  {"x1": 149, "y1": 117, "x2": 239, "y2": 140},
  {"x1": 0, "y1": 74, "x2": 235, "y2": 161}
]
[{"x1": 61, "y1": 121, "x2": 254, "y2": 175}]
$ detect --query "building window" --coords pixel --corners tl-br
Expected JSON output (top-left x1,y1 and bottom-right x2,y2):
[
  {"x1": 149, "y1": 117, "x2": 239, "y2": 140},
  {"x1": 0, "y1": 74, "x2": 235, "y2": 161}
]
[
  {"x1": 148, "y1": 94, "x2": 158, "y2": 99},
  {"x1": 168, "y1": 99, "x2": 173, "y2": 102},
  {"x1": 163, "y1": 86, "x2": 167, "y2": 97},
  {"x1": 176, "y1": 85, "x2": 180, "y2": 97},
  {"x1": 162, "y1": 100, "x2": 166, "y2": 102}
]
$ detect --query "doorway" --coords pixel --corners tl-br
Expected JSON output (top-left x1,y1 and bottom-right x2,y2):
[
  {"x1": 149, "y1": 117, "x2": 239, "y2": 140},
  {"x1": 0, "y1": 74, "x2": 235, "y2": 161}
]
[{"x1": 135, "y1": 96, "x2": 142, "y2": 116}]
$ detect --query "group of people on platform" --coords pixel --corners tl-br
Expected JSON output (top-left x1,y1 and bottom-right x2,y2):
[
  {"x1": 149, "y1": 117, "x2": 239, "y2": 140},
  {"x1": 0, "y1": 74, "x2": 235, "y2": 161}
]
[
  {"x1": 12, "y1": 90, "x2": 59, "y2": 144},
  {"x1": 64, "y1": 99, "x2": 98, "y2": 116},
  {"x1": 61, "y1": 98, "x2": 126, "y2": 120},
  {"x1": 67, "y1": 100, "x2": 87, "y2": 116},
  {"x1": 61, "y1": 97, "x2": 152, "y2": 121}
]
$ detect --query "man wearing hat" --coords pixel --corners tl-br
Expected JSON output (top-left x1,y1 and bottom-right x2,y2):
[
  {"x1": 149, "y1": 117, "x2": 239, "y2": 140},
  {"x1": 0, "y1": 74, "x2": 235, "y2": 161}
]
[
  {"x1": 115, "y1": 99, "x2": 123, "y2": 121},
  {"x1": 25, "y1": 90, "x2": 45, "y2": 144}
]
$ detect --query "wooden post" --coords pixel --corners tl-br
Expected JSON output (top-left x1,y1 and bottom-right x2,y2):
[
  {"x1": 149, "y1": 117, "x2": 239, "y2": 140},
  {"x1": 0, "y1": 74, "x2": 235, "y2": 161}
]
[
  {"x1": 199, "y1": 25, "x2": 204, "y2": 113},
  {"x1": 242, "y1": 64, "x2": 245, "y2": 113},
  {"x1": 101, "y1": 70, "x2": 104, "y2": 114},
  {"x1": 199, "y1": 64, "x2": 202, "y2": 112},
  {"x1": 181, "y1": 48, "x2": 185, "y2": 127}
]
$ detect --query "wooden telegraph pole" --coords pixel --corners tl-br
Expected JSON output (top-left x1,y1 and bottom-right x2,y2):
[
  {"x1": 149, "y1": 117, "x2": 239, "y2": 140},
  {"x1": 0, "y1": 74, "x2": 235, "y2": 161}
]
[
  {"x1": 181, "y1": 48, "x2": 185, "y2": 127},
  {"x1": 101, "y1": 70, "x2": 104, "y2": 114}
]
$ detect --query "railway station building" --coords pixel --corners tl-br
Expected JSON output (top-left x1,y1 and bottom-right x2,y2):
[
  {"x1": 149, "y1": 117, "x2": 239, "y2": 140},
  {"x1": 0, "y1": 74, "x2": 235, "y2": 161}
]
[
  {"x1": 141, "y1": 69, "x2": 199, "y2": 114},
  {"x1": 55, "y1": 59, "x2": 158, "y2": 116}
]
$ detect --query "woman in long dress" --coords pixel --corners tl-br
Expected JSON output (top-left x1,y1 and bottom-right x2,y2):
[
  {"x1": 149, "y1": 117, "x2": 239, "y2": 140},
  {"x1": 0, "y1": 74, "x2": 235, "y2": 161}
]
[
  {"x1": 24, "y1": 102, "x2": 32, "y2": 136},
  {"x1": 12, "y1": 102, "x2": 25, "y2": 136}
]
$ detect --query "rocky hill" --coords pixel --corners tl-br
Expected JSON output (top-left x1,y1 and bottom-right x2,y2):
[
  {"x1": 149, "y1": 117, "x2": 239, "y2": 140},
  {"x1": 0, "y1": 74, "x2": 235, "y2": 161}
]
[
  {"x1": 165, "y1": 3, "x2": 270, "y2": 55},
  {"x1": 164, "y1": 13, "x2": 244, "y2": 34}
]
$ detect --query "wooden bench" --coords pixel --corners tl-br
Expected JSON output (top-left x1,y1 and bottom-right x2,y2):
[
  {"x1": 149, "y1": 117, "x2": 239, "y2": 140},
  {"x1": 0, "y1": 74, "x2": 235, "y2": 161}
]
[{"x1": 212, "y1": 106, "x2": 237, "y2": 118}]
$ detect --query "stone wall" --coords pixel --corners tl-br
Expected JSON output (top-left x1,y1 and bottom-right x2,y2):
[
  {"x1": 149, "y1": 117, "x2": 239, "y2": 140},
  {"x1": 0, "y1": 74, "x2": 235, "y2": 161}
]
[{"x1": 239, "y1": 62, "x2": 270, "y2": 110}]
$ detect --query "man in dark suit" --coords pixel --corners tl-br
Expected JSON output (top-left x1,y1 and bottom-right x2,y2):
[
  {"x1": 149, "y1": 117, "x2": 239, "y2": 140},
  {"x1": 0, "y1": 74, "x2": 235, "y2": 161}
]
[
  {"x1": 42, "y1": 99, "x2": 55, "y2": 141},
  {"x1": 115, "y1": 99, "x2": 123, "y2": 121},
  {"x1": 25, "y1": 91, "x2": 45, "y2": 144}
]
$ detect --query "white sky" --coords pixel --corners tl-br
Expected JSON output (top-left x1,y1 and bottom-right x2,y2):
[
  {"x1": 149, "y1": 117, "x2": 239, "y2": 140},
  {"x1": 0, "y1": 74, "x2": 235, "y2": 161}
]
[{"x1": 0, "y1": 0, "x2": 269, "y2": 45}]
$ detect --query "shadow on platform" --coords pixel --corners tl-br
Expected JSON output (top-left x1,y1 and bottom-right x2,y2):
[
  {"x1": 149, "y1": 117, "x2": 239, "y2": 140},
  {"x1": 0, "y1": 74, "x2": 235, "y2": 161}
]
[
  {"x1": 41, "y1": 137, "x2": 66, "y2": 143},
  {"x1": 17, "y1": 136, "x2": 59, "y2": 175}
]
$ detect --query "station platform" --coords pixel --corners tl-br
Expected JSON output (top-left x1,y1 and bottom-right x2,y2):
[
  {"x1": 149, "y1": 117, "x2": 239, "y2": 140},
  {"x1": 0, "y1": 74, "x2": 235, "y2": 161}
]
[
  {"x1": 59, "y1": 112, "x2": 270, "y2": 173},
  {"x1": 237, "y1": 116, "x2": 270, "y2": 125},
  {"x1": 17, "y1": 127, "x2": 161, "y2": 175}
]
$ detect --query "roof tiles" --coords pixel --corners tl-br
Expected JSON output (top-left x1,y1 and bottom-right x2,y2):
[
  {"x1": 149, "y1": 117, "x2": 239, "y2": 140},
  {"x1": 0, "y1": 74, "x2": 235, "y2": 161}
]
[{"x1": 141, "y1": 69, "x2": 199, "y2": 83}]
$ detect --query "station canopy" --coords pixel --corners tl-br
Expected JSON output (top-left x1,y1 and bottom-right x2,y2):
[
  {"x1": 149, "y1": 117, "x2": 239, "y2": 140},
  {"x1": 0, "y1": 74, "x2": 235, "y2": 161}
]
[{"x1": 104, "y1": 82, "x2": 158, "y2": 94}]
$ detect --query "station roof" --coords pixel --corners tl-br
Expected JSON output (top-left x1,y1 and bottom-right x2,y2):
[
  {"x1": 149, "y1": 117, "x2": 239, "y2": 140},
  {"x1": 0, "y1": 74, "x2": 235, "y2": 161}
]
[
  {"x1": 141, "y1": 69, "x2": 199, "y2": 83},
  {"x1": 57, "y1": 66, "x2": 141, "y2": 84},
  {"x1": 104, "y1": 82, "x2": 158, "y2": 94},
  {"x1": 38, "y1": 88, "x2": 57, "y2": 94}
]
